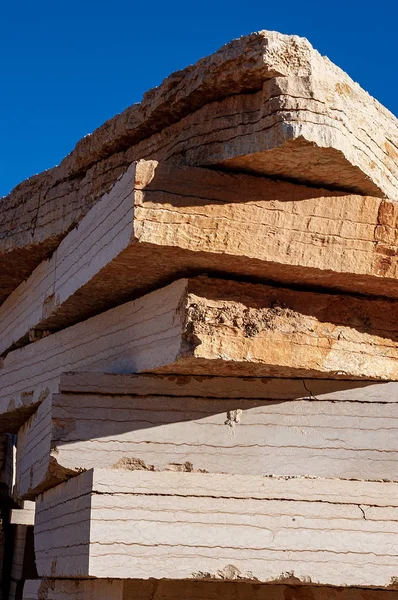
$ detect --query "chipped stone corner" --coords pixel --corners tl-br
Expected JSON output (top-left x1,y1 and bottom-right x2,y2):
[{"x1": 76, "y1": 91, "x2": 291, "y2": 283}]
[
  {"x1": 268, "y1": 571, "x2": 313, "y2": 585},
  {"x1": 112, "y1": 457, "x2": 156, "y2": 471},
  {"x1": 225, "y1": 408, "x2": 243, "y2": 427},
  {"x1": 112, "y1": 457, "x2": 207, "y2": 474},
  {"x1": 192, "y1": 564, "x2": 258, "y2": 581},
  {"x1": 387, "y1": 576, "x2": 398, "y2": 589}
]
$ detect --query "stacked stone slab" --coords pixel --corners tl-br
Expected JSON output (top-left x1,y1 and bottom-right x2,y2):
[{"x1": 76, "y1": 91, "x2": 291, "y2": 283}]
[
  {"x1": 16, "y1": 373, "x2": 398, "y2": 499},
  {"x1": 2, "y1": 31, "x2": 398, "y2": 304},
  {"x1": 0, "y1": 29, "x2": 397, "y2": 600}
]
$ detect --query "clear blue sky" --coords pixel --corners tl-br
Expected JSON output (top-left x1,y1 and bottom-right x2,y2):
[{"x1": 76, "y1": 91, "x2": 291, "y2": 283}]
[{"x1": 1, "y1": 0, "x2": 397, "y2": 198}]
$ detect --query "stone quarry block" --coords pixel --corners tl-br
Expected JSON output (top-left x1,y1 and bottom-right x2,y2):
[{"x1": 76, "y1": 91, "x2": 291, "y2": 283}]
[
  {"x1": 10, "y1": 367, "x2": 398, "y2": 431},
  {"x1": 2, "y1": 160, "x2": 398, "y2": 358},
  {"x1": 6, "y1": 367, "x2": 391, "y2": 435},
  {"x1": 10, "y1": 503, "x2": 35, "y2": 526},
  {"x1": 34, "y1": 469, "x2": 398, "y2": 587},
  {"x1": 2, "y1": 276, "x2": 398, "y2": 431},
  {"x1": 2, "y1": 31, "x2": 397, "y2": 303},
  {"x1": 161, "y1": 74, "x2": 398, "y2": 198},
  {"x1": 22, "y1": 579, "x2": 398, "y2": 600},
  {"x1": 58, "y1": 370, "x2": 396, "y2": 402},
  {"x1": 16, "y1": 381, "x2": 398, "y2": 499}
]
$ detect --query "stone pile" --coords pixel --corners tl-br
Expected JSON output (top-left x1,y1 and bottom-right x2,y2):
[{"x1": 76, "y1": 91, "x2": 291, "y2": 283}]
[{"x1": 1, "y1": 30, "x2": 398, "y2": 600}]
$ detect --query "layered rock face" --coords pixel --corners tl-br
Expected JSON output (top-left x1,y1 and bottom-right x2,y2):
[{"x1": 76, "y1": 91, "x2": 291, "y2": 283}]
[
  {"x1": 1, "y1": 30, "x2": 397, "y2": 303},
  {"x1": 1, "y1": 30, "x2": 398, "y2": 599}
]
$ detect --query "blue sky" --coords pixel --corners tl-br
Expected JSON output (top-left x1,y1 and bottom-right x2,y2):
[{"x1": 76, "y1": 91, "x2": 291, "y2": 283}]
[{"x1": 1, "y1": 0, "x2": 397, "y2": 197}]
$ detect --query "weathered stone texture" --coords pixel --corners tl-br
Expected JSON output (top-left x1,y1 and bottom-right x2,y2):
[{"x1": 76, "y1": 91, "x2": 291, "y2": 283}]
[
  {"x1": 16, "y1": 384, "x2": 398, "y2": 500},
  {"x1": 2, "y1": 277, "x2": 398, "y2": 431},
  {"x1": 4, "y1": 160, "x2": 398, "y2": 358},
  {"x1": 1, "y1": 30, "x2": 397, "y2": 303},
  {"x1": 34, "y1": 469, "x2": 398, "y2": 587}
]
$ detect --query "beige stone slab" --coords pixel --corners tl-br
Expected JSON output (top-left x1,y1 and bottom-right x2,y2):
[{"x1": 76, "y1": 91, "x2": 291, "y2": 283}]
[
  {"x1": 21, "y1": 579, "x2": 398, "y2": 600},
  {"x1": 173, "y1": 74, "x2": 398, "y2": 198},
  {"x1": 10, "y1": 503, "x2": 35, "y2": 526},
  {"x1": 34, "y1": 469, "x2": 398, "y2": 587},
  {"x1": 16, "y1": 387, "x2": 398, "y2": 500},
  {"x1": 0, "y1": 29, "x2": 320, "y2": 304},
  {"x1": 59, "y1": 371, "x2": 398, "y2": 402},
  {"x1": 2, "y1": 276, "x2": 398, "y2": 432},
  {"x1": 5, "y1": 370, "x2": 328, "y2": 433},
  {"x1": 5, "y1": 369, "x2": 392, "y2": 435},
  {"x1": 2, "y1": 160, "x2": 398, "y2": 358},
  {"x1": 2, "y1": 30, "x2": 397, "y2": 304}
]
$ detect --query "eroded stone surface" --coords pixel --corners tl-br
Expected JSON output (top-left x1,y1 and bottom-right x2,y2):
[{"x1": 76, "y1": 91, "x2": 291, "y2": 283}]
[
  {"x1": 16, "y1": 385, "x2": 398, "y2": 500},
  {"x1": 3, "y1": 160, "x2": 398, "y2": 359},
  {"x1": 2, "y1": 277, "x2": 398, "y2": 434}
]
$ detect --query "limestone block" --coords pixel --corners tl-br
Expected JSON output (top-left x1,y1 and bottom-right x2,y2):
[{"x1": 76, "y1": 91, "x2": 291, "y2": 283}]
[
  {"x1": 161, "y1": 74, "x2": 398, "y2": 198},
  {"x1": 8, "y1": 365, "x2": 393, "y2": 433},
  {"x1": 34, "y1": 469, "x2": 398, "y2": 587},
  {"x1": 2, "y1": 277, "x2": 398, "y2": 431},
  {"x1": 10, "y1": 503, "x2": 35, "y2": 526},
  {"x1": 58, "y1": 370, "x2": 397, "y2": 402},
  {"x1": 2, "y1": 31, "x2": 397, "y2": 303},
  {"x1": 16, "y1": 383, "x2": 398, "y2": 499},
  {"x1": 2, "y1": 160, "x2": 398, "y2": 358}
]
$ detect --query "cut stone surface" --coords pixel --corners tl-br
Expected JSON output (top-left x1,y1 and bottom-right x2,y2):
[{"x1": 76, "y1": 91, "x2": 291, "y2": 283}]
[
  {"x1": 10, "y1": 504, "x2": 35, "y2": 526},
  {"x1": 2, "y1": 160, "x2": 398, "y2": 357},
  {"x1": 2, "y1": 31, "x2": 397, "y2": 303},
  {"x1": 34, "y1": 469, "x2": 398, "y2": 587},
  {"x1": 8, "y1": 369, "x2": 395, "y2": 434},
  {"x1": 2, "y1": 276, "x2": 398, "y2": 432},
  {"x1": 16, "y1": 383, "x2": 398, "y2": 499},
  {"x1": 14, "y1": 370, "x2": 398, "y2": 437},
  {"x1": 58, "y1": 371, "x2": 397, "y2": 402},
  {"x1": 21, "y1": 580, "x2": 398, "y2": 600}
]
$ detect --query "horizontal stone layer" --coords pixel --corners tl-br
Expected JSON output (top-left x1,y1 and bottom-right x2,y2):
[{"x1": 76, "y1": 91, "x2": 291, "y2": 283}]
[
  {"x1": 34, "y1": 469, "x2": 398, "y2": 587},
  {"x1": 2, "y1": 31, "x2": 397, "y2": 303},
  {"x1": 2, "y1": 160, "x2": 398, "y2": 358},
  {"x1": 7, "y1": 369, "x2": 394, "y2": 433},
  {"x1": 2, "y1": 277, "x2": 398, "y2": 431},
  {"x1": 58, "y1": 371, "x2": 396, "y2": 402},
  {"x1": 16, "y1": 384, "x2": 398, "y2": 499},
  {"x1": 10, "y1": 504, "x2": 35, "y2": 526}
]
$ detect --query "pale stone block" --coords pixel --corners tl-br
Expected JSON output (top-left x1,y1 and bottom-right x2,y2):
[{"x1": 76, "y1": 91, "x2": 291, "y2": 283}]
[{"x1": 34, "y1": 469, "x2": 398, "y2": 587}]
